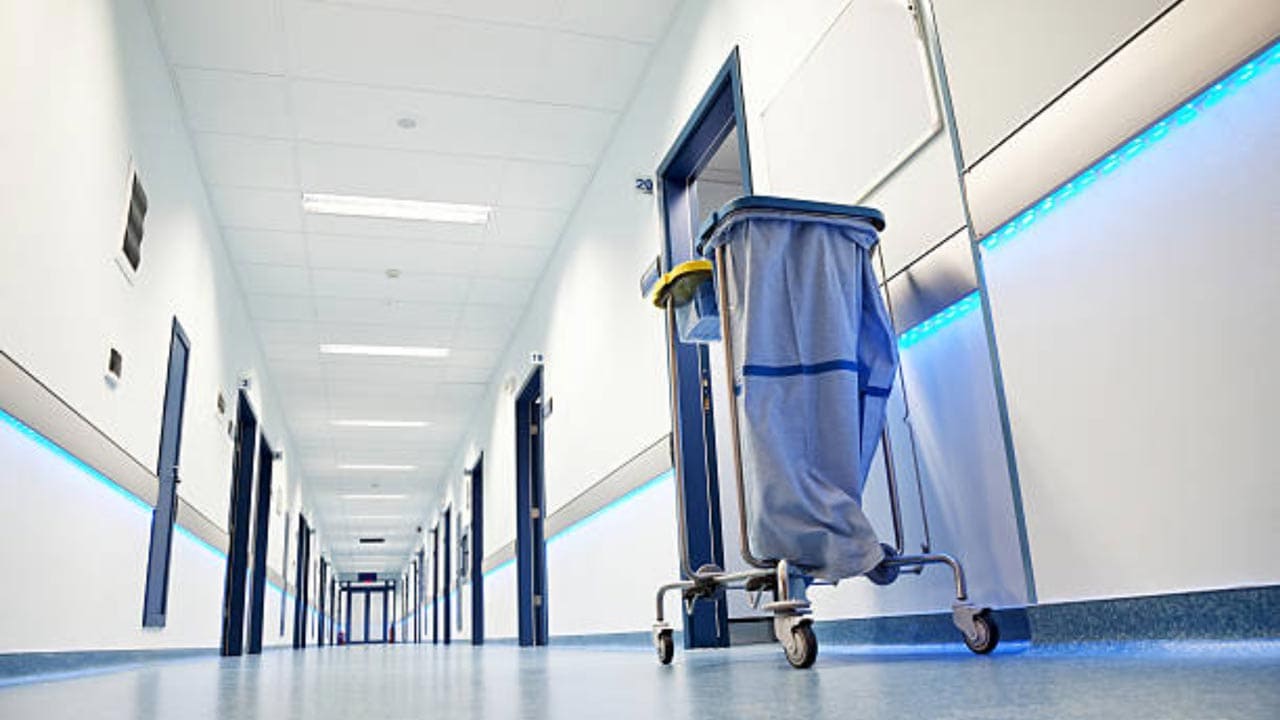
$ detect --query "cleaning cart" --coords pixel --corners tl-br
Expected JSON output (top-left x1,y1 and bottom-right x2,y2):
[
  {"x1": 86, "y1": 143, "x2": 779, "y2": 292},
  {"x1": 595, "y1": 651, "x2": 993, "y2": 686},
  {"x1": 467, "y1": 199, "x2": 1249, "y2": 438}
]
[{"x1": 642, "y1": 196, "x2": 998, "y2": 669}]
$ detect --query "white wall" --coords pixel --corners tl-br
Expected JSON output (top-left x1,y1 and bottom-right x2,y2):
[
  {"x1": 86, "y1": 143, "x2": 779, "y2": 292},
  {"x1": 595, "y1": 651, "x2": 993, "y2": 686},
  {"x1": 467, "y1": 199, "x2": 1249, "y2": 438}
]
[
  {"x1": 935, "y1": 0, "x2": 1176, "y2": 166},
  {"x1": 979, "y1": 56, "x2": 1280, "y2": 602},
  {"x1": 0, "y1": 0, "x2": 311, "y2": 652}
]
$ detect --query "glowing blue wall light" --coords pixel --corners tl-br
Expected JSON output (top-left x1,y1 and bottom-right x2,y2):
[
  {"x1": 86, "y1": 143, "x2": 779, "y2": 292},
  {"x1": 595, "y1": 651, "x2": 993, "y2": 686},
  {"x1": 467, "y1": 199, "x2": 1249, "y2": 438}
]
[
  {"x1": 0, "y1": 408, "x2": 154, "y2": 515},
  {"x1": 898, "y1": 292, "x2": 982, "y2": 350},
  {"x1": 896, "y1": 40, "x2": 1280, "y2": 349},
  {"x1": 981, "y1": 40, "x2": 1280, "y2": 254}
]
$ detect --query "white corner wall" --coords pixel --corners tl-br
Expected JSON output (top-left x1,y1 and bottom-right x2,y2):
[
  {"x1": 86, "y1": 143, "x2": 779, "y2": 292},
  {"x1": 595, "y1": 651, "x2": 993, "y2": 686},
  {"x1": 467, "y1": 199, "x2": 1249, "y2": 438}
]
[{"x1": 0, "y1": 0, "x2": 309, "y2": 653}]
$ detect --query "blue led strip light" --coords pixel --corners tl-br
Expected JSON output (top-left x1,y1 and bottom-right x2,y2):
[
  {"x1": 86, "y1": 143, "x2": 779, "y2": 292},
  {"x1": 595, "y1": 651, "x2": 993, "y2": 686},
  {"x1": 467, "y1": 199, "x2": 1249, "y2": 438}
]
[
  {"x1": 2, "y1": 410, "x2": 328, "y2": 615},
  {"x1": 0, "y1": 408, "x2": 155, "y2": 514},
  {"x1": 980, "y1": 41, "x2": 1280, "y2": 253},
  {"x1": 898, "y1": 292, "x2": 982, "y2": 350},
  {"x1": 478, "y1": 469, "x2": 675, "y2": 579},
  {"x1": 894, "y1": 40, "x2": 1280, "y2": 348}
]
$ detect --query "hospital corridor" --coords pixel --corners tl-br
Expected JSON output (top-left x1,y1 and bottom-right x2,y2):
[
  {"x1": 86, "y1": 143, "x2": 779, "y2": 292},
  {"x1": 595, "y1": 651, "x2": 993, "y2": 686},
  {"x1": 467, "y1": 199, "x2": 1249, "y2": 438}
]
[{"x1": 2, "y1": 0, "x2": 1279, "y2": 717}]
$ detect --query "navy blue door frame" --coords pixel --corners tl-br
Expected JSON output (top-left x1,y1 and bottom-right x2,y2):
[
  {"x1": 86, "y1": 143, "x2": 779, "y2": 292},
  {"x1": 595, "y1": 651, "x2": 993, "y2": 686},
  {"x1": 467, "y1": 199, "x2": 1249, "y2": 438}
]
[
  {"x1": 247, "y1": 436, "x2": 274, "y2": 654},
  {"x1": 221, "y1": 391, "x2": 258, "y2": 657},
  {"x1": 316, "y1": 558, "x2": 327, "y2": 647},
  {"x1": 431, "y1": 526, "x2": 440, "y2": 644},
  {"x1": 343, "y1": 582, "x2": 351, "y2": 643},
  {"x1": 515, "y1": 368, "x2": 548, "y2": 646},
  {"x1": 469, "y1": 454, "x2": 484, "y2": 645},
  {"x1": 142, "y1": 318, "x2": 190, "y2": 628},
  {"x1": 442, "y1": 505, "x2": 453, "y2": 645},
  {"x1": 293, "y1": 514, "x2": 310, "y2": 649},
  {"x1": 654, "y1": 48, "x2": 753, "y2": 649}
]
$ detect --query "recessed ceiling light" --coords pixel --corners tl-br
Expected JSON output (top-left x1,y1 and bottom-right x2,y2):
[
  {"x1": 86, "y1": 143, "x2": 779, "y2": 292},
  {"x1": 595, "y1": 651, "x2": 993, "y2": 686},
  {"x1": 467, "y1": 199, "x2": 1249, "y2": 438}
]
[
  {"x1": 319, "y1": 344, "x2": 450, "y2": 359},
  {"x1": 301, "y1": 193, "x2": 491, "y2": 224},
  {"x1": 331, "y1": 419, "x2": 429, "y2": 428},
  {"x1": 341, "y1": 493, "x2": 411, "y2": 500},
  {"x1": 338, "y1": 464, "x2": 416, "y2": 472}
]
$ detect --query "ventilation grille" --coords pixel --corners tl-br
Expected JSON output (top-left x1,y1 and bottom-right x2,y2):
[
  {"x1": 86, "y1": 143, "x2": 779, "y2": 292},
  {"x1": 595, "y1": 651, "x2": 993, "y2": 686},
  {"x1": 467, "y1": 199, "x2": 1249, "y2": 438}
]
[{"x1": 121, "y1": 172, "x2": 148, "y2": 272}]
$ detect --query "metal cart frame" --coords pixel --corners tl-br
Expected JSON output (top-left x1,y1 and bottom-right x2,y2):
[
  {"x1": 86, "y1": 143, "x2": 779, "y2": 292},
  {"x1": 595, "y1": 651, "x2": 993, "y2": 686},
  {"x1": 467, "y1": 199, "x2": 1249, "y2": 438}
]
[{"x1": 648, "y1": 197, "x2": 998, "y2": 668}]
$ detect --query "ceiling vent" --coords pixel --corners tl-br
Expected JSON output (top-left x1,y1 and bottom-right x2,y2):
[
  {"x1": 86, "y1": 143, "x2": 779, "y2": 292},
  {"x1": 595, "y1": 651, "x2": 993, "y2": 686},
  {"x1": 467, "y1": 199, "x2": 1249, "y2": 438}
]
[{"x1": 358, "y1": 537, "x2": 386, "y2": 544}]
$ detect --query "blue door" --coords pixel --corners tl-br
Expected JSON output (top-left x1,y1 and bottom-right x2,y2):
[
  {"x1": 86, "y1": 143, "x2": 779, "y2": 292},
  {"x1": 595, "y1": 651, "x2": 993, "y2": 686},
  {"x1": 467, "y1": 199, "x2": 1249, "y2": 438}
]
[
  {"x1": 515, "y1": 368, "x2": 548, "y2": 646},
  {"x1": 142, "y1": 319, "x2": 190, "y2": 628}
]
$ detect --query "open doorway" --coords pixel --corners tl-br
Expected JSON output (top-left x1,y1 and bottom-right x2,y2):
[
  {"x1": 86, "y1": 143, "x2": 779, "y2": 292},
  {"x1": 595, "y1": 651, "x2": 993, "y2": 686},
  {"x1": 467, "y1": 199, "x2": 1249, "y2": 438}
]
[
  {"x1": 246, "y1": 435, "x2": 274, "y2": 654},
  {"x1": 221, "y1": 391, "x2": 258, "y2": 656},
  {"x1": 431, "y1": 525, "x2": 440, "y2": 644},
  {"x1": 468, "y1": 454, "x2": 484, "y2": 645},
  {"x1": 442, "y1": 504, "x2": 453, "y2": 645},
  {"x1": 514, "y1": 367, "x2": 548, "y2": 646},
  {"x1": 654, "y1": 48, "x2": 754, "y2": 649}
]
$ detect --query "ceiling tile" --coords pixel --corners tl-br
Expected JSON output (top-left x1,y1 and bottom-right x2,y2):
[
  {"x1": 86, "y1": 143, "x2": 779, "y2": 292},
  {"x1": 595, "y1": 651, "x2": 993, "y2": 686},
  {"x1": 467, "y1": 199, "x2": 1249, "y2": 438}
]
[
  {"x1": 556, "y1": 0, "x2": 681, "y2": 42},
  {"x1": 472, "y1": 243, "x2": 552, "y2": 280},
  {"x1": 175, "y1": 68, "x2": 293, "y2": 138},
  {"x1": 307, "y1": 234, "x2": 482, "y2": 275},
  {"x1": 254, "y1": 320, "x2": 320, "y2": 345},
  {"x1": 313, "y1": 296, "x2": 462, "y2": 328},
  {"x1": 520, "y1": 31, "x2": 650, "y2": 110},
  {"x1": 296, "y1": 143, "x2": 502, "y2": 204},
  {"x1": 211, "y1": 187, "x2": 304, "y2": 231},
  {"x1": 150, "y1": 0, "x2": 284, "y2": 73},
  {"x1": 485, "y1": 207, "x2": 569, "y2": 247},
  {"x1": 237, "y1": 262, "x2": 312, "y2": 295},
  {"x1": 457, "y1": 302, "x2": 522, "y2": 331},
  {"x1": 311, "y1": 268, "x2": 471, "y2": 303},
  {"x1": 222, "y1": 229, "x2": 308, "y2": 266},
  {"x1": 506, "y1": 102, "x2": 617, "y2": 164},
  {"x1": 285, "y1": 2, "x2": 649, "y2": 109},
  {"x1": 246, "y1": 293, "x2": 316, "y2": 322},
  {"x1": 314, "y1": 322, "x2": 456, "y2": 348},
  {"x1": 297, "y1": 0, "x2": 677, "y2": 43},
  {"x1": 290, "y1": 80, "x2": 615, "y2": 164},
  {"x1": 468, "y1": 276, "x2": 535, "y2": 305},
  {"x1": 498, "y1": 161, "x2": 592, "y2": 210},
  {"x1": 195, "y1": 134, "x2": 298, "y2": 189}
]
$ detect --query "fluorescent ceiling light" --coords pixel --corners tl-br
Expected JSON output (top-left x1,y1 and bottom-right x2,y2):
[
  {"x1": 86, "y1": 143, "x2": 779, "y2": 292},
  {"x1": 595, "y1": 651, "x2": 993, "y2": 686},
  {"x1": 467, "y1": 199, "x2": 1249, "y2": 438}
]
[
  {"x1": 340, "y1": 493, "x2": 411, "y2": 500},
  {"x1": 301, "y1": 193, "x2": 491, "y2": 224},
  {"x1": 337, "y1": 464, "x2": 416, "y2": 472},
  {"x1": 331, "y1": 419, "x2": 430, "y2": 428},
  {"x1": 320, "y1": 344, "x2": 450, "y2": 359}
]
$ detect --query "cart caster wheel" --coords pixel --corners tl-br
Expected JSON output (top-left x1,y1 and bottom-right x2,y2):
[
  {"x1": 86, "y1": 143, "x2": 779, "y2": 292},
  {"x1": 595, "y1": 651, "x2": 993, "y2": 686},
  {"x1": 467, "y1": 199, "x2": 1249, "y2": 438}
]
[
  {"x1": 655, "y1": 630, "x2": 674, "y2": 665},
  {"x1": 784, "y1": 624, "x2": 818, "y2": 669},
  {"x1": 962, "y1": 611, "x2": 1000, "y2": 655},
  {"x1": 865, "y1": 543, "x2": 900, "y2": 586}
]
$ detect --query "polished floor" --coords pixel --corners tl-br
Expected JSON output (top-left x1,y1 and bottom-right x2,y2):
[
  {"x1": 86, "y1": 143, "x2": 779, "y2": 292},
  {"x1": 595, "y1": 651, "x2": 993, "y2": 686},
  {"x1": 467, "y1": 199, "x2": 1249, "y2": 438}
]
[{"x1": 1, "y1": 640, "x2": 1278, "y2": 719}]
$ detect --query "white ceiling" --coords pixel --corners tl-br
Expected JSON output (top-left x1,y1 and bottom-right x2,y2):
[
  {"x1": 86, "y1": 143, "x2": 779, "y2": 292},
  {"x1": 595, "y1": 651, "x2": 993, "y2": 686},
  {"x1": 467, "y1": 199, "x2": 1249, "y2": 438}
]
[{"x1": 145, "y1": 0, "x2": 681, "y2": 574}]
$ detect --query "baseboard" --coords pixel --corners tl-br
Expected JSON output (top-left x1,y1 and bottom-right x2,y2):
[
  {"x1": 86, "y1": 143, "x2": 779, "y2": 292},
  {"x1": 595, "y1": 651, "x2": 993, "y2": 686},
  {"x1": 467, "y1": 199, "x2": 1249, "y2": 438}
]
[
  {"x1": 813, "y1": 608, "x2": 1032, "y2": 647},
  {"x1": 0, "y1": 647, "x2": 219, "y2": 687},
  {"x1": 1027, "y1": 584, "x2": 1280, "y2": 644}
]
